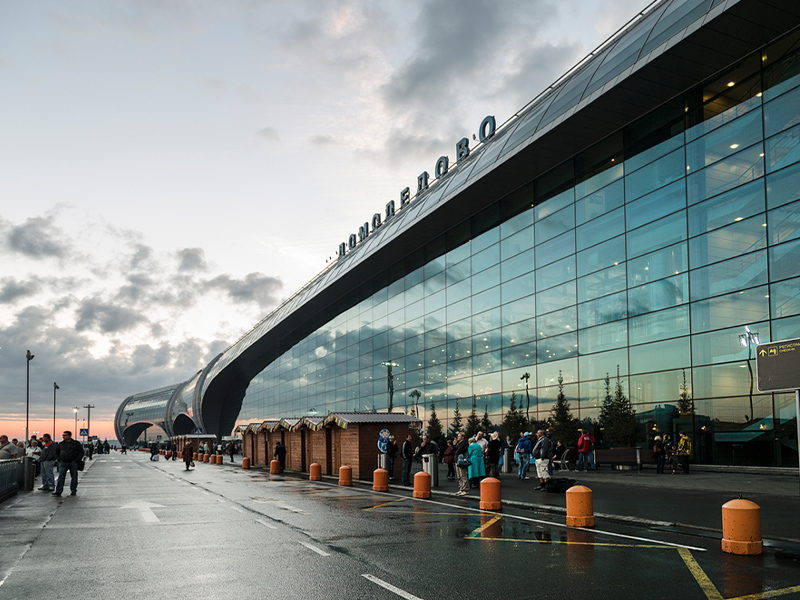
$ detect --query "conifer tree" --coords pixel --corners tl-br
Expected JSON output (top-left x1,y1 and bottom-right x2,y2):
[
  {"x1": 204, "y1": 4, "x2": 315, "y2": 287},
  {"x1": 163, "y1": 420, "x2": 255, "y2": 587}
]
[
  {"x1": 481, "y1": 404, "x2": 493, "y2": 431},
  {"x1": 549, "y1": 371, "x2": 579, "y2": 446},
  {"x1": 448, "y1": 398, "x2": 463, "y2": 438},
  {"x1": 501, "y1": 392, "x2": 527, "y2": 439},
  {"x1": 465, "y1": 396, "x2": 481, "y2": 438},
  {"x1": 427, "y1": 401, "x2": 443, "y2": 441},
  {"x1": 600, "y1": 366, "x2": 639, "y2": 446},
  {"x1": 677, "y1": 369, "x2": 693, "y2": 414}
]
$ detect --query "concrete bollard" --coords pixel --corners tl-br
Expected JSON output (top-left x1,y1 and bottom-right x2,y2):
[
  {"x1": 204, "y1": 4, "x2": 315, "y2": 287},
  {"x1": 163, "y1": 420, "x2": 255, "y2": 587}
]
[
  {"x1": 339, "y1": 465, "x2": 353, "y2": 486},
  {"x1": 722, "y1": 498, "x2": 762, "y2": 555},
  {"x1": 270, "y1": 460, "x2": 281, "y2": 474},
  {"x1": 373, "y1": 468, "x2": 389, "y2": 492},
  {"x1": 479, "y1": 477, "x2": 502, "y2": 511},
  {"x1": 309, "y1": 463, "x2": 322, "y2": 481},
  {"x1": 413, "y1": 471, "x2": 431, "y2": 499},
  {"x1": 242, "y1": 456, "x2": 251, "y2": 469},
  {"x1": 566, "y1": 485, "x2": 595, "y2": 527}
]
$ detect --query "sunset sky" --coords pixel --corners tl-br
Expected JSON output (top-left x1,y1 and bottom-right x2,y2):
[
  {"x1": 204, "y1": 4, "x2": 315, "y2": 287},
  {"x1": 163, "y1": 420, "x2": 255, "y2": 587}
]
[{"x1": 0, "y1": 0, "x2": 653, "y2": 442}]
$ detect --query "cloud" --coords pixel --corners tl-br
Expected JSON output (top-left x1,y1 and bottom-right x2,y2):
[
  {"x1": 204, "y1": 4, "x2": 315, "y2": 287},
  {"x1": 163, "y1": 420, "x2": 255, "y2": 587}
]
[
  {"x1": 176, "y1": 247, "x2": 208, "y2": 272},
  {"x1": 256, "y1": 127, "x2": 280, "y2": 143},
  {"x1": 0, "y1": 277, "x2": 41, "y2": 303},
  {"x1": 309, "y1": 134, "x2": 339, "y2": 147},
  {"x1": 75, "y1": 297, "x2": 149, "y2": 333},
  {"x1": 5, "y1": 216, "x2": 70, "y2": 259},
  {"x1": 207, "y1": 272, "x2": 283, "y2": 309}
]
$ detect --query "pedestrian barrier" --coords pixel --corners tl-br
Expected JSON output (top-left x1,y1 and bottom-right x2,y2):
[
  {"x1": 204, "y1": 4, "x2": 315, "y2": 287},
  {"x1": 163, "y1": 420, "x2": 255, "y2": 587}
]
[
  {"x1": 203, "y1": 454, "x2": 210, "y2": 463},
  {"x1": 242, "y1": 456, "x2": 251, "y2": 469},
  {"x1": 192, "y1": 452, "x2": 197, "y2": 461},
  {"x1": 565, "y1": 485, "x2": 594, "y2": 527},
  {"x1": 479, "y1": 477, "x2": 502, "y2": 510},
  {"x1": 309, "y1": 463, "x2": 322, "y2": 481},
  {"x1": 0, "y1": 459, "x2": 19, "y2": 502},
  {"x1": 339, "y1": 465, "x2": 353, "y2": 486},
  {"x1": 270, "y1": 460, "x2": 281, "y2": 474},
  {"x1": 373, "y1": 468, "x2": 389, "y2": 492},
  {"x1": 413, "y1": 471, "x2": 431, "y2": 499},
  {"x1": 216, "y1": 455, "x2": 223, "y2": 464},
  {"x1": 722, "y1": 498, "x2": 762, "y2": 555}
]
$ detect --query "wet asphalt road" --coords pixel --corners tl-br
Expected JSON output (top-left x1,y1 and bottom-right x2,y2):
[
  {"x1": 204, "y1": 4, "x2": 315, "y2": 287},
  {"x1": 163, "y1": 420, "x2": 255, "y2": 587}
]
[{"x1": 2, "y1": 452, "x2": 800, "y2": 599}]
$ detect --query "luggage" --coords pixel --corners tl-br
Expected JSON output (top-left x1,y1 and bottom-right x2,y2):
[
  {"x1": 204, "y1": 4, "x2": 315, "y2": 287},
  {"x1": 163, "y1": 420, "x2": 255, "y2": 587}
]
[{"x1": 545, "y1": 477, "x2": 575, "y2": 493}]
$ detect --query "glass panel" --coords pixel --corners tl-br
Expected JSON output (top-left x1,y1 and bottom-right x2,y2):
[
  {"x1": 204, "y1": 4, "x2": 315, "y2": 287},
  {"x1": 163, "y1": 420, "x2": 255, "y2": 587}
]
[
  {"x1": 472, "y1": 244, "x2": 501, "y2": 274},
  {"x1": 576, "y1": 206, "x2": 625, "y2": 251},
  {"x1": 535, "y1": 188, "x2": 573, "y2": 221},
  {"x1": 769, "y1": 200, "x2": 800, "y2": 248},
  {"x1": 690, "y1": 250, "x2": 768, "y2": 301},
  {"x1": 690, "y1": 286, "x2": 770, "y2": 333},
  {"x1": 625, "y1": 179, "x2": 685, "y2": 230},
  {"x1": 630, "y1": 337, "x2": 691, "y2": 374},
  {"x1": 764, "y1": 83, "x2": 800, "y2": 138},
  {"x1": 501, "y1": 249, "x2": 534, "y2": 282},
  {"x1": 692, "y1": 321, "x2": 770, "y2": 366},
  {"x1": 535, "y1": 205, "x2": 575, "y2": 244},
  {"x1": 628, "y1": 273, "x2": 688, "y2": 316},
  {"x1": 502, "y1": 316, "x2": 537, "y2": 347},
  {"x1": 686, "y1": 108, "x2": 763, "y2": 171},
  {"x1": 765, "y1": 123, "x2": 800, "y2": 174},
  {"x1": 473, "y1": 266, "x2": 500, "y2": 295},
  {"x1": 628, "y1": 305, "x2": 690, "y2": 345},
  {"x1": 639, "y1": 0, "x2": 712, "y2": 57},
  {"x1": 576, "y1": 163, "x2": 624, "y2": 199},
  {"x1": 773, "y1": 315, "x2": 800, "y2": 340},
  {"x1": 535, "y1": 230, "x2": 575, "y2": 268},
  {"x1": 767, "y1": 159, "x2": 800, "y2": 208},
  {"x1": 687, "y1": 179, "x2": 766, "y2": 236},
  {"x1": 692, "y1": 363, "x2": 758, "y2": 400},
  {"x1": 535, "y1": 255, "x2": 576, "y2": 292},
  {"x1": 687, "y1": 145, "x2": 765, "y2": 205},
  {"x1": 472, "y1": 228, "x2": 500, "y2": 254},
  {"x1": 578, "y1": 320, "x2": 627, "y2": 354},
  {"x1": 473, "y1": 307, "x2": 502, "y2": 333},
  {"x1": 579, "y1": 348, "x2": 628, "y2": 381},
  {"x1": 537, "y1": 331, "x2": 578, "y2": 363},
  {"x1": 501, "y1": 273, "x2": 535, "y2": 304},
  {"x1": 577, "y1": 264, "x2": 627, "y2": 303},
  {"x1": 770, "y1": 238, "x2": 800, "y2": 281},
  {"x1": 501, "y1": 295, "x2": 536, "y2": 325},
  {"x1": 771, "y1": 276, "x2": 800, "y2": 319},
  {"x1": 627, "y1": 242, "x2": 687, "y2": 287},
  {"x1": 472, "y1": 328, "x2": 502, "y2": 356},
  {"x1": 578, "y1": 290, "x2": 627, "y2": 329},
  {"x1": 536, "y1": 281, "x2": 576, "y2": 314},
  {"x1": 629, "y1": 369, "x2": 687, "y2": 404},
  {"x1": 502, "y1": 341, "x2": 536, "y2": 370},
  {"x1": 625, "y1": 148, "x2": 685, "y2": 202},
  {"x1": 627, "y1": 211, "x2": 687, "y2": 258},
  {"x1": 575, "y1": 179, "x2": 624, "y2": 226},
  {"x1": 473, "y1": 285, "x2": 501, "y2": 313},
  {"x1": 500, "y1": 228, "x2": 534, "y2": 260},
  {"x1": 577, "y1": 235, "x2": 626, "y2": 278},
  {"x1": 626, "y1": 135, "x2": 684, "y2": 174},
  {"x1": 688, "y1": 215, "x2": 767, "y2": 268},
  {"x1": 537, "y1": 306, "x2": 577, "y2": 339}
]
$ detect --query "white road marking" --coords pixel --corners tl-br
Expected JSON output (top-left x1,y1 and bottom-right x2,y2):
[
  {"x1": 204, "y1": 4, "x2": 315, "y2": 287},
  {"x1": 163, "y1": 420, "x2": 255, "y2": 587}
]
[
  {"x1": 278, "y1": 503, "x2": 309, "y2": 514},
  {"x1": 229, "y1": 506, "x2": 244, "y2": 514},
  {"x1": 299, "y1": 542, "x2": 330, "y2": 556},
  {"x1": 120, "y1": 500, "x2": 164, "y2": 523},
  {"x1": 362, "y1": 574, "x2": 424, "y2": 600},
  {"x1": 216, "y1": 498, "x2": 225, "y2": 503},
  {"x1": 255, "y1": 519, "x2": 277, "y2": 529}
]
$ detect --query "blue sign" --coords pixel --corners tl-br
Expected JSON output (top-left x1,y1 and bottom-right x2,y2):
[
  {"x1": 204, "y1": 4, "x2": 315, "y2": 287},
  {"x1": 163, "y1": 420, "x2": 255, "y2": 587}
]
[
  {"x1": 156, "y1": 435, "x2": 162, "y2": 441},
  {"x1": 194, "y1": 428, "x2": 203, "y2": 434},
  {"x1": 91, "y1": 436, "x2": 98, "y2": 441},
  {"x1": 79, "y1": 428, "x2": 89, "y2": 436},
  {"x1": 377, "y1": 429, "x2": 390, "y2": 453}
]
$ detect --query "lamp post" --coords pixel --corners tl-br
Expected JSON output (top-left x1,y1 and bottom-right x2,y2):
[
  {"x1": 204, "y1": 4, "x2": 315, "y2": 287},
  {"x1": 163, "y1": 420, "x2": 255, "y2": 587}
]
[
  {"x1": 73, "y1": 407, "x2": 79, "y2": 438},
  {"x1": 408, "y1": 389, "x2": 421, "y2": 418},
  {"x1": 380, "y1": 361, "x2": 399, "y2": 412},
  {"x1": 53, "y1": 382, "x2": 59, "y2": 437},
  {"x1": 83, "y1": 404, "x2": 95, "y2": 442},
  {"x1": 25, "y1": 350, "x2": 34, "y2": 442},
  {"x1": 739, "y1": 326, "x2": 760, "y2": 423},
  {"x1": 520, "y1": 372, "x2": 531, "y2": 425}
]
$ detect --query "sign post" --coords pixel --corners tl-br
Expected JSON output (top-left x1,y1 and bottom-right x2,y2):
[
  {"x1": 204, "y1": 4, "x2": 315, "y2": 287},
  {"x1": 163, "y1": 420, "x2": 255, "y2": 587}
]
[{"x1": 755, "y1": 338, "x2": 800, "y2": 492}]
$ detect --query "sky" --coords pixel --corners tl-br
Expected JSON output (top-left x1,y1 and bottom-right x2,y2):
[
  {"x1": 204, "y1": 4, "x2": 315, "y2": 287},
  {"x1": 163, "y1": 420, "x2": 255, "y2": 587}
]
[{"x1": 0, "y1": 0, "x2": 654, "y2": 442}]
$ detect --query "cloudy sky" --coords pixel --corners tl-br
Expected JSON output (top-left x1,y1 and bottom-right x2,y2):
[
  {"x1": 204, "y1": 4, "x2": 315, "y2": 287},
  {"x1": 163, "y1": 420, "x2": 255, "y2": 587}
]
[{"x1": 0, "y1": 0, "x2": 652, "y2": 441}]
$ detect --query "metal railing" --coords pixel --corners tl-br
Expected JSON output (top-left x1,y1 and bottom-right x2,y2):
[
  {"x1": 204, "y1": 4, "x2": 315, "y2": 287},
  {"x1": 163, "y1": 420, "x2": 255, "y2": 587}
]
[{"x1": 0, "y1": 459, "x2": 20, "y2": 503}]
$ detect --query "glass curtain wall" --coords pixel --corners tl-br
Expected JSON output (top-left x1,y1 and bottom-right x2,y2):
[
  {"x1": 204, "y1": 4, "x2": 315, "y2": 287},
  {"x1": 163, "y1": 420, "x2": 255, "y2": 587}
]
[{"x1": 239, "y1": 30, "x2": 800, "y2": 467}]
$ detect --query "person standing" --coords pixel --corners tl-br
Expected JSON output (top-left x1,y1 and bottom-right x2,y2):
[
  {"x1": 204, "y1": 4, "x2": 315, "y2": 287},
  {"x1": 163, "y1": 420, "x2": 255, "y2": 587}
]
[
  {"x1": 0, "y1": 435, "x2": 18, "y2": 459},
  {"x1": 385, "y1": 436, "x2": 399, "y2": 480},
  {"x1": 653, "y1": 435, "x2": 666, "y2": 474},
  {"x1": 39, "y1": 434, "x2": 57, "y2": 491},
  {"x1": 532, "y1": 430, "x2": 554, "y2": 491},
  {"x1": 486, "y1": 432, "x2": 502, "y2": 478},
  {"x1": 515, "y1": 432, "x2": 533, "y2": 480},
  {"x1": 443, "y1": 439, "x2": 456, "y2": 480},
  {"x1": 453, "y1": 433, "x2": 470, "y2": 496},
  {"x1": 26, "y1": 439, "x2": 42, "y2": 476},
  {"x1": 401, "y1": 434, "x2": 414, "y2": 486},
  {"x1": 53, "y1": 431, "x2": 84, "y2": 496},
  {"x1": 274, "y1": 441, "x2": 287, "y2": 472},
  {"x1": 576, "y1": 429, "x2": 596, "y2": 472},
  {"x1": 227, "y1": 442, "x2": 235, "y2": 462},
  {"x1": 183, "y1": 441, "x2": 194, "y2": 471},
  {"x1": 677, "y1": 432, "x2": 692, "y2": 474},
  {"x1": 466, "y1": 437, "x2": 486, "y2": 489}
]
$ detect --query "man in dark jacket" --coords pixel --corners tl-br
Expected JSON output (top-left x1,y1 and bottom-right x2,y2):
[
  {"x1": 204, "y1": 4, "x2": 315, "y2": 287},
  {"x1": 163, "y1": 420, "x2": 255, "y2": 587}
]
[
  {"x1": 53, "y1": 431, "x2": 84, "y2": 496},
  {"x1": 38, "y1": 433, "x2": 57, "y2": 491},
  {"x1": 401, "y1": 434, "x2": 414, "y2": 486}
]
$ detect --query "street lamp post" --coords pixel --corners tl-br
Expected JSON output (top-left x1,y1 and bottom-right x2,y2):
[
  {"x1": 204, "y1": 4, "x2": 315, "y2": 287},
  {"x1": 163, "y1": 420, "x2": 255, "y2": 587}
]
[
  {"x1": 25, "y1": 350, "x2": 35, "y2": 443},
  {"x1": 83, "y1": 404, "x2": 95, "y2": 442},
  {"x1": 739, "y1": 326, "x2": 760, "y2": 423},
  {"x1": 53, "y1": 382, "x2": 59, "y2": 437},
  {"x1": 73, "y1": 407, "x2": 79, "y2": 438},
  {"x1": 380, "y1": 361, "x2": 399, "y2": 412},
  {"x1": 520, "y1": 372, "x2": 531, "y2": 425}
]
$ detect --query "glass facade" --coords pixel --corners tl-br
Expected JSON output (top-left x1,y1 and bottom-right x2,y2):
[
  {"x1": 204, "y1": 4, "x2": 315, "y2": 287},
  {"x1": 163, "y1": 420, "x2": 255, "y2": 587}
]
[{"x1": 238, "y1": 29, "x2": 800, "y2": 467}]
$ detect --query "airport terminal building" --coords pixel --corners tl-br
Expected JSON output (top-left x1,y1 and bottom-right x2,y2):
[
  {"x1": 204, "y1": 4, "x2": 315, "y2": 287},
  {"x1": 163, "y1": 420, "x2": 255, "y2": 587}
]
[{"x1": 116, "y1": 0, "x2": 800, "y2": 467}]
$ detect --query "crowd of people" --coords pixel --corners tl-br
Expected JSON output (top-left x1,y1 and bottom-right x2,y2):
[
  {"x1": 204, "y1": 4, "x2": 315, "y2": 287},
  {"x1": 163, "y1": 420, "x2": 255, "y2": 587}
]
[{"x1": 0, "y1": 431, "x2": 85, "y2": 496}]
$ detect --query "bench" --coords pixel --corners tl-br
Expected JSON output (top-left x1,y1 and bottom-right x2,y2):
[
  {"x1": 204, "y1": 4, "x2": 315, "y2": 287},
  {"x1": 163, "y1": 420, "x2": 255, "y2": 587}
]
[{"x1": 594, "y1": 447, "x2": 643, "y2": 471}]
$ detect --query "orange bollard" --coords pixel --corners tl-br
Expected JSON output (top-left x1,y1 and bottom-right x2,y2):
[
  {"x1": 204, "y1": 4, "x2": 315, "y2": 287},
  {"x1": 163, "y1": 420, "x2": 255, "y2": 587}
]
[
  {"x1": 216, "y1": 455, "x2": 223, "y2": 464},
  {"x1": 339, "y1": 465, "x2": 353, "y2": 486},
  {"x1": 413, "y1": 471, "x2": 431, "y2": 499},
  {"x1": 479, "y1": 477, "x2": 502, "y2": 511},
  {"x1": 242, "y1": 456, "x2": 251, "y2": 469},
  {"x1": 722, "y1": 498, "x2": 762, "y2": 555},
  {"x1": 203, "y1": 454, "x2": 209, "y2": 463},
  {"x1": 373, "y1": 468, "x2": 389, "y2": 492},
  {"x1": 193, "y1": 452, "x2": 197, "y2": 461},
  {"x1": 309, "y1": 463, "x2": 322, "y2": 481},
  {"x1": 177, "y1": 451, "x2": 182, "y2": 459},
  {"x1": 566, "y1": 485, "x2": 595, "y2": 527},
  {"x1": 270, "y1": 459, "x2": 281, "y2": 474}
]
